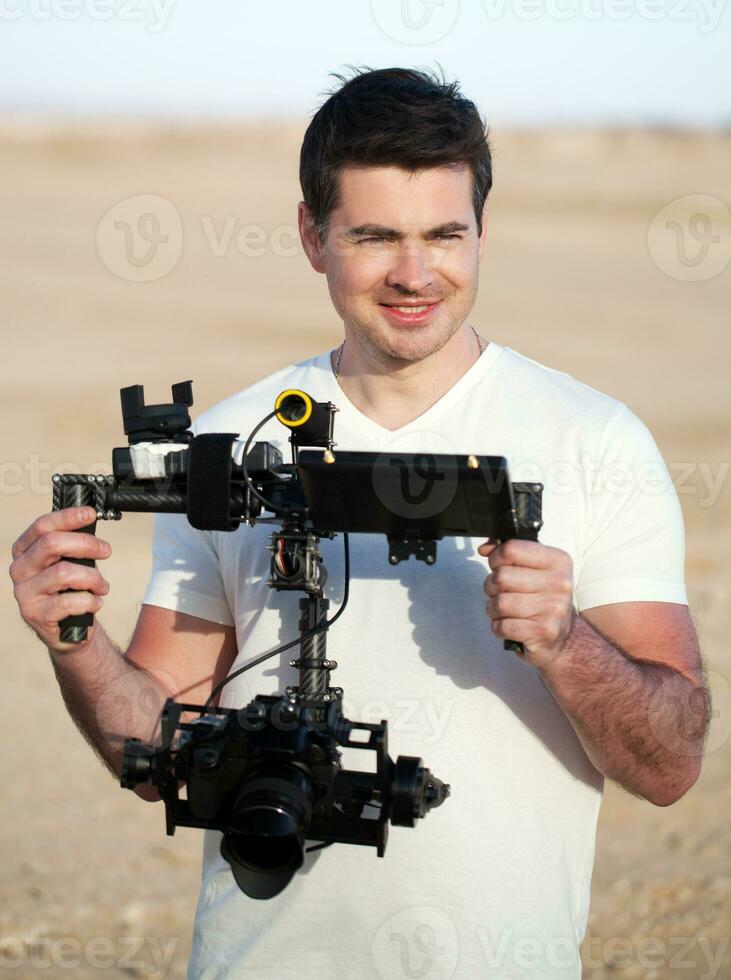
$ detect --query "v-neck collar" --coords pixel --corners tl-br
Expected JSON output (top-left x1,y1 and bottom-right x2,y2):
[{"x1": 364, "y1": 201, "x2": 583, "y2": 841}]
[{"x1": 314, "y1": 340, "x2": 504, "y2": 439}]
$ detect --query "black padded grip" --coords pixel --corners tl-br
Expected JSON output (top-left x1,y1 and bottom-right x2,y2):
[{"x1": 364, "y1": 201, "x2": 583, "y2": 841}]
[
  {"x1": 503, "y1": 482, "x2": 544, "y2": 658},
  {"x1": 53, "y1": 482, "x2": 98, "y2": 644},
  {"x1": 186, "y1": 433, "x2": 240, "y2": 531}
]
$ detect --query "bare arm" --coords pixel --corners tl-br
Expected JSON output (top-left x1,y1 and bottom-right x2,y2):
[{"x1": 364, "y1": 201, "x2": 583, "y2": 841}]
[
  {"x1": 538, "y1": 604, "x2": 710, "y2": 806},
  {"x1": 480, "y1": 538, "x2": 711, "y2": 806},
  {"x1": 49, "y1": 607, "x2": 238, "y2": 801},
  {"x1": 10, "y1": 506, "x2": 238, "y2": 802}
]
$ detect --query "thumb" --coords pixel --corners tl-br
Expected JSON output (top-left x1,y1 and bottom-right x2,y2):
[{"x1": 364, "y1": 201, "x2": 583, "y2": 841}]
[{"x1": 477, "y1": 538, "x2": 499, "y2": 556}]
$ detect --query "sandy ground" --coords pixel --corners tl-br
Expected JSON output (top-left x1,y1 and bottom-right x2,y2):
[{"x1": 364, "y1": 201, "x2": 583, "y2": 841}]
[{"x1": 0, "y1": 121, "x2": 729, "y2": 978}]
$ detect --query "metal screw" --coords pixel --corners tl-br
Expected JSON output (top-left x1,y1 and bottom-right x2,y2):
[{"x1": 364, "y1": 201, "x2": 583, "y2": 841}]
[{"x1": 289, "y1": 660, "x2": 296, "y2": 667}]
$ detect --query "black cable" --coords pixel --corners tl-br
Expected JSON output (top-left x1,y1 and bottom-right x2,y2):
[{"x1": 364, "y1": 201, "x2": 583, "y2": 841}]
[
  {"x1": 305, "y1": 841, "x2": 333, "y2": 853},
  {"x1": 203, "y1": 532, "x2": 350, "y2": 710},
  {"x1": 240, "y1": 410, "x2": 303, "y2": 519}
]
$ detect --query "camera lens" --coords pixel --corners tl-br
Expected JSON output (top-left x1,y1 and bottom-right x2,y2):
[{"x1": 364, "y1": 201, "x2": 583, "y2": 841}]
[{"x1": 221, "y1": 767, "x2": 314, "y2": 899}]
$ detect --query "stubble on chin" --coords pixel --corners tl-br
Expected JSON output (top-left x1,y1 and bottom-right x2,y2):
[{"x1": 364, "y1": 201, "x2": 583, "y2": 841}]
[
  {"x1": 346, "y1": 301, "x2": 461, "y2": 363},
  {"x1": 346, "y1": 321, "x2": 440, "y2": 369}
]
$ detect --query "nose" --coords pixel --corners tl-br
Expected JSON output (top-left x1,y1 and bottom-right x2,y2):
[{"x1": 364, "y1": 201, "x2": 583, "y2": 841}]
[{"x1": 385, "y1": 243, "x2": 434, "y2": 295}]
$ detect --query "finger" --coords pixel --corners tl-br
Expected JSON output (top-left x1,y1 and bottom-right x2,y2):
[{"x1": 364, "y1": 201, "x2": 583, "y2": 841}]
[
  {"x1": 41, "y1": 591, "x2": 105, "y2": 629},
  {"x1": 477, "y1": 538, "x2": 499, "y2": 556},
  {"x1": 487, "y1": 539, "x2": 555, "y2": 571},
  {"x1": 490, "y1": 617, "x2": 533, "y2": 642},
  {"x1": 11, "y1": 507, "x2": 97, "y2": 561},
  {"x1": 484, "y1": 566, "x2": 547, "y2": 597},
  {"x1": 486, "y1": 593, "x2": 543, "y2": 621},
  {"x1": 11, "y1": 531, "x2": 111, "y2": 585},
  {"x1": 26, "y1": 561, "x2": 110, "y2": 599}
]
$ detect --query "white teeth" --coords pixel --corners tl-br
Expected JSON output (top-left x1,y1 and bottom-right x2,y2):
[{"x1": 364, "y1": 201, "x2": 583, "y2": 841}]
[{"x1": 391, "y1": 305, "x2": 429, "y2": 313}]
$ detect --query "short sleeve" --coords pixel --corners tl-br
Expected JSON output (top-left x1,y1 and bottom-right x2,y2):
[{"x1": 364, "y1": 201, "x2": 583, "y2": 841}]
[
  {"x1": 141, "y1": 511, "x2": 235, "y2": 626},
  {"x1": 574, "y1": 404, "x2": 688, "y2": 611}
]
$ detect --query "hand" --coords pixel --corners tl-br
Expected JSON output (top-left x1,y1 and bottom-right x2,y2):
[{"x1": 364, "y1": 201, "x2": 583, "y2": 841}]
[
  {"x1": 478, "y1": 538, "x2": 576, "y2": 670},
  {"x1": 9, "y1": 507, "x2": 112, "y2": 654}
]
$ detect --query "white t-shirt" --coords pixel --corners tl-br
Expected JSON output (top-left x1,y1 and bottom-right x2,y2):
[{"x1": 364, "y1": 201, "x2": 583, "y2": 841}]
[{"x1": 141, "y1": 342, "x2": 687, "y2": 980}]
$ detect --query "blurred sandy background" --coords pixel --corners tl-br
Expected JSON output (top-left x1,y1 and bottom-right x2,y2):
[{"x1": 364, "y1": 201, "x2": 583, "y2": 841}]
[{"x1": 1, "y1": 121, "x2": 729, "y2": 978}]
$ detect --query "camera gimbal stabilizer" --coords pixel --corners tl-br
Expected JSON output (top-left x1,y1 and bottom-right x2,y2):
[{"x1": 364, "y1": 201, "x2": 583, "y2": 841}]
[{"x1": 52, "y1": 381, "x2": 542, "y2": 899}]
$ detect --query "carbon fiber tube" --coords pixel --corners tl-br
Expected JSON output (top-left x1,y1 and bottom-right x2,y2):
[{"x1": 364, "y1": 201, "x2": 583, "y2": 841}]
[
  {"x1": 57, "y1": 482, "x2": 98, "y2": 644},
  {"x1": 297, "y1": 596, "x2": 329, "y2": 700},
  {"x1": 106, "y1": 485, "x2": 248, "y2": 514}
]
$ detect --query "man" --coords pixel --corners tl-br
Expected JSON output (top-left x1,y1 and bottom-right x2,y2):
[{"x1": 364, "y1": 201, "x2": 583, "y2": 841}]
[{"x1": 11, "y1": 68, "x2": 709, "y2": 978}]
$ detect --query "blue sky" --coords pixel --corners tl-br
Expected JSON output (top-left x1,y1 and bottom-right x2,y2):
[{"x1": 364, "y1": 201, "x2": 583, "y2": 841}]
[{"x1": 1, "y1": 0, "x2": 729, "y2": 126}]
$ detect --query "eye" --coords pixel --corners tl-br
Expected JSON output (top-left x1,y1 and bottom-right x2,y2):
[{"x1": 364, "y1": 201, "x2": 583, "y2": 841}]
[
  {"x1": 358, "y1": 236, "x2": 388, "y2": 244},
  {"x1": 436, "y1": 233, "x2": 461, "y2": 241}
]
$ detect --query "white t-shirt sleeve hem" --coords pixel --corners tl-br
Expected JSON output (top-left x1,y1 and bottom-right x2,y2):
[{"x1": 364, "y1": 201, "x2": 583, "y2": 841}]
[
  {"x1": 141, "y1": 588, "x2": 235, "y2": 627},
  {"x1": 576, "y1": 579, "x2": 688, "y2": 611}
]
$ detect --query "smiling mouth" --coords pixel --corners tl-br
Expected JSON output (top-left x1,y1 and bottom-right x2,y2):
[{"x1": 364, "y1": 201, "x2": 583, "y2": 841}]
[
  {"x1": 377, "y1": 300, "x2": 442, "y2": 325},
  {"x1": 382, "y1": 304, "x2": 432, "y2": 313}
]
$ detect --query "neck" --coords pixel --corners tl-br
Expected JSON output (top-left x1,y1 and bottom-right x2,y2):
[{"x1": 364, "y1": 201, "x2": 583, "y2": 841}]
[{"x1": 332, "y1": 324, "x2": 486, "y2": 432}]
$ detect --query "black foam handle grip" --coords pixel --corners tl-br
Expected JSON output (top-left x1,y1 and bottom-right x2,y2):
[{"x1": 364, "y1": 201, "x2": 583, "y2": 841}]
[
  {"x1": 502, "y1": 482, "x2": 544, "y2": 657},
  {"x1": 56, "y1": 484, "x2": 98, "y2": 644},
  {"x1": 503, "y1": 526, "x2": 541, "y2": 658}
]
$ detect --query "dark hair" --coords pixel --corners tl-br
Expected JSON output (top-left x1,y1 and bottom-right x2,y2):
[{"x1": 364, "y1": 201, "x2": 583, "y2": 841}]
[{"x1": 300, "y1": 66, "x2": 492, "y2": 240}]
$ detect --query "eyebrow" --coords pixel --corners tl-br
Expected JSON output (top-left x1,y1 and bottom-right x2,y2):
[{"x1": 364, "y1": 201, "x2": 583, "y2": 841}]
[{"x1": 346, "y1": 221, "x2": 470, "y2": 240}]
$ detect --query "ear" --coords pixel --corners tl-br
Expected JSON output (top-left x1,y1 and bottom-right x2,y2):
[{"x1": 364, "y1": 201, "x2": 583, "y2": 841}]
[
  {"x1": 298, "y1": 201, "x2": 326, "y2": 274},
  {"x1": 477, "y1": 201, "x2": 488, "y2": 260}
]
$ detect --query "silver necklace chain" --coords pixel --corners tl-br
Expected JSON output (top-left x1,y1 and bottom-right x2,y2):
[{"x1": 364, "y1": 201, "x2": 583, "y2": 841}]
[{"x1": 333, "y1": 326, "x2": 485, "y2": 379}]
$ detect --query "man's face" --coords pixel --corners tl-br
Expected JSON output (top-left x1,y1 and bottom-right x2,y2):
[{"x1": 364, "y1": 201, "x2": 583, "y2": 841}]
[{"x1": 299, "y1": 163, "x2": 487, "y2": 366}]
